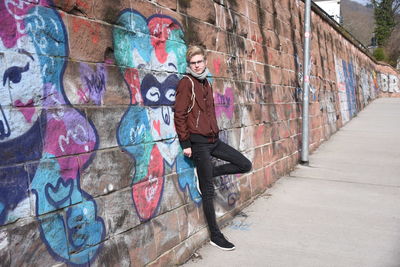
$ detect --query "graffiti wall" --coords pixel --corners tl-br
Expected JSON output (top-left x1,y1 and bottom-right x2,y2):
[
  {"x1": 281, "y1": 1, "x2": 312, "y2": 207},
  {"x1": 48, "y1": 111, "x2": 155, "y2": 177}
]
[{"x1": 0, "y1": 0, "x2": 399, "y2": 266}]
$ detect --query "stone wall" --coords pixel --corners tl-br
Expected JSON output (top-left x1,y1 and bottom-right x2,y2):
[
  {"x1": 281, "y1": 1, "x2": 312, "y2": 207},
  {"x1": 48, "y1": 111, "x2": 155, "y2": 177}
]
[{"x1": 0, "y1": 0, "x2": 399, "y2": 266}]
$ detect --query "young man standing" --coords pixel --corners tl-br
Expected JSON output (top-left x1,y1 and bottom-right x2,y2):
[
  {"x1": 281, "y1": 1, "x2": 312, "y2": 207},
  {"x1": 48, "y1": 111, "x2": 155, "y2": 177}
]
[{"x1": 174, "y1": 45, "x2": 252, "y2": 251}]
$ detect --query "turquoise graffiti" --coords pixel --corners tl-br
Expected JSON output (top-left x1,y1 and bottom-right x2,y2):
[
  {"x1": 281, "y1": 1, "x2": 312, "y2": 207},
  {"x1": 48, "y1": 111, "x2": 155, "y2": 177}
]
[
  {"x1": 113, "y1": 9, "x2": 201, "y2": 221},
  {"x1": 0, "y1": 0, "x2": 104, "y2": 265}
]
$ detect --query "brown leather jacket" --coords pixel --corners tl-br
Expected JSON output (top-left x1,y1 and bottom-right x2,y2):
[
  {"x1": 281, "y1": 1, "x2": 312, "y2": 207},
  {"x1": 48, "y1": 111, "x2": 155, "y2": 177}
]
[{"x1": 174, "y1": 75, "x2": 219, "y2": 149}]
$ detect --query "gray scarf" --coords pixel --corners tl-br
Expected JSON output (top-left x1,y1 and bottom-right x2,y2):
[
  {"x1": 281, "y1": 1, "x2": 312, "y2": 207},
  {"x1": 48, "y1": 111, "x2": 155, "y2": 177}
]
[{"x1": 186, "y1": 67, "x2": 210, "y2": 81}]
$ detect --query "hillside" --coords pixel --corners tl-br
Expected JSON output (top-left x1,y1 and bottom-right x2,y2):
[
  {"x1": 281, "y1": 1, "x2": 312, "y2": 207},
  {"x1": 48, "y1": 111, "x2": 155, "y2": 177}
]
[{"x1": 341, "y1": 0, "x2": 375, "y2": 47}]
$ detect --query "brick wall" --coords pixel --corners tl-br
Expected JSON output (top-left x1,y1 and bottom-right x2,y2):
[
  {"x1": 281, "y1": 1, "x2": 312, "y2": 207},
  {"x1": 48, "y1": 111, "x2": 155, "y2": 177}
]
[{"x1": 0, "y1": 0, "x2": 399, "y2": 266}]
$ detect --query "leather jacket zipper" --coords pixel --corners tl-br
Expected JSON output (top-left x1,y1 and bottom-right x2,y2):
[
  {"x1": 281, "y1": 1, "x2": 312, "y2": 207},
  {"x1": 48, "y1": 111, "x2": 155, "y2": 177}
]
[{"x1": 196, "y1": 110, "x2": 200, "y2": 128}]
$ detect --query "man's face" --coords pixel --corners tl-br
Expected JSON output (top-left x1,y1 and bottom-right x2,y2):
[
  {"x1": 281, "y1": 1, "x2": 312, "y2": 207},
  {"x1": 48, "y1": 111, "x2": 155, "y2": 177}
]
[{"x1": 188, "y1": 54, "x2": 206, "y2": 74}]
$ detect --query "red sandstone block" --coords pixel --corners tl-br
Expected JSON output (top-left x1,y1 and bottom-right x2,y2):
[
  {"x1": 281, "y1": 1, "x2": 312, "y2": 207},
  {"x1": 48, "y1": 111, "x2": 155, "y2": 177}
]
[
  {"x1": 241, "y1": 60, "x2": 258, "y2": 83},
  {"x1": 236, "y1": 14, "x2": 251, "y2": 39},
  {"x1": 179, "y1": 0, "x2": 215, "y2": 22},
  {"x1": 102, "y1": 65, "x2": 131, "y2": 106},
  {"x1": 237, "y1": 174, "x2": 252, "y2": 205},
  {"x1": 289, "y1": 118, "x2": 301, "y2": 136},
  {"x1": 260, "y1": 103, "x2": 273, "y2": 123},
  {"x1": 123, "y1": 222, "x2": 158, "y2": 266},
  {"x1": 152, "y1": 210, "x2": 181, "y2": 256},
  {"x1": 262, "y1": 144, "x2": 273, "y2": 166},
  {"x1": 252, "y1": 147, "x2": 263, "y2": 170},
  {"x1": 185, "y1": 18, "x2": 219, "y2": 51},
  {"x1": 277, "y1": 7, "x2": 291, "y2": 22},
  {"x1": 311, "y1": 128, "x2": 323, "y2": 144},
  {"x1": 264, "y1": 31, "x2": 281, "y2": 50},
  {"x1": 247, "y1": 22, "x2": 264, "y2": 44},
  {"x1": 260, "y1": 0, "x2": 274, "y2": 14},
  {"x1": 248, "y1": 1, "x2": 259, "y2": 23},
  {"x1": 229, "y1": 0, "x2": 249, "y2": 17},
  {"x1": 263, "y1": 12, "x2": 275, "y2": 32},
  {"x1": 263, "y1": 166, "x2": 274, "y2": 187},
  {"x1": 92, "y1": 0, "x2": 132, "y2": 23},
  {"x1": 157, "y1": 174, "x2": 187, "y2": 214},
  {"x1": 53, "y1": 0, "x2": 94, "y2": 17},
  {"x1": 80, "y1": 148, "x2": 132, "y2": 197},
  {"x1": 249, "y1": 169, "x2": 264, "y2": 196},
  {"x1": 156, "y1": 0, "x2": 177, "y2": 10},
  {"x1": 67, "y1": 15, "x2": 113, "y2": 62},
  {"x1": 270, "y1": 67, "x2": 282, "y2": 85},
  {"x1": 173, "y1": 228, "x2": 208, "y2": 265},
  {"x1": 254, "y1": 124, "x2": 266, "y2": 146},
  {"x1": 214, "y1": 30, "x2": 229, "y2": 54},
  {"x1": 267, "y1": 49, "x2": 281, "y2": 67}
]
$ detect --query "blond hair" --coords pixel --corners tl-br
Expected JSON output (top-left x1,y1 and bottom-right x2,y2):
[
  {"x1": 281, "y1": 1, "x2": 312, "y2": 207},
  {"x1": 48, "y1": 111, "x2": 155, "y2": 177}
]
[{"x1": 186, "y1": 45, "x2": 206, "y2": 63}]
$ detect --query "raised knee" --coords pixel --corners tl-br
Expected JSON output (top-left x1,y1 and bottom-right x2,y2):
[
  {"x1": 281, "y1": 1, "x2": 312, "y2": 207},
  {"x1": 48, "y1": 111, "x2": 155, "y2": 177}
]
[{"x1": 241, "y1": 159, "x2": 252, "y2": 173}]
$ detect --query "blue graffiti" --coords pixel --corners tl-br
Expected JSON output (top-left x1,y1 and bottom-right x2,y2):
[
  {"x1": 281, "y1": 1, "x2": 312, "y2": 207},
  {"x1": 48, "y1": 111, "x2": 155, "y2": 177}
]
[{"x1": 342, "y1": 60, "x2": 357, "y2": 118}]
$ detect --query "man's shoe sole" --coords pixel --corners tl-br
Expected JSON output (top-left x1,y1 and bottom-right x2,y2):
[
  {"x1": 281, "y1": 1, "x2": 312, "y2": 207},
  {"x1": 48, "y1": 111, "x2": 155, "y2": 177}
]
[{"x1": 209, "y1": 241, "x2": 236, "y2": 251}]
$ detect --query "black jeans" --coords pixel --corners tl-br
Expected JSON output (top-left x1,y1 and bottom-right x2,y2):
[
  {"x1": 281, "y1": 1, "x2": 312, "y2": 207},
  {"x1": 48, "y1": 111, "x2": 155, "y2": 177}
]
[{"x1": 191, "y1": 139, "x2": 252, "y2": 237}]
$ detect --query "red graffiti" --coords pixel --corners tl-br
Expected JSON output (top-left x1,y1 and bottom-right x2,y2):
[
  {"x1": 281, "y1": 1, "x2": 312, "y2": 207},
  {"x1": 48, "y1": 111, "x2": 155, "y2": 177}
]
[
  {"x1": 148, "y1": 17, "x2": 180, "y2": 63},
  {"x1": 132, "y1": 145, "x2": 164, "y2": 221},
  {"x1": 72, "y1": 17, "x2": 100, "y2": 44},
  {"x1": 213, "y1": 58, "x2": 221, "y2": 75},
  {"x1": 124, "y1": 68, "x2": 142, "y2": 105}
]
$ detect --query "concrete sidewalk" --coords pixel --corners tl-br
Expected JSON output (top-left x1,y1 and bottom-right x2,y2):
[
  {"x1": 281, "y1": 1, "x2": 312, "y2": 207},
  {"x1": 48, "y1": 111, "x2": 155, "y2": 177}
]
[{"x1": 184, "y1": 98, "x2": 400, "y2": 267}]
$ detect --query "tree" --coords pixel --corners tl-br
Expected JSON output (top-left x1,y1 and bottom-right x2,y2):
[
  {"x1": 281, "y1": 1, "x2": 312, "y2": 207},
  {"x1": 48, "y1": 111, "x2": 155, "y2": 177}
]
[
  {"x1": 371, "y1": 0, "x2": 400, "y2": 45},
  {"x1": 371, "y1": 0, "x2": 400, "y2": 66}
]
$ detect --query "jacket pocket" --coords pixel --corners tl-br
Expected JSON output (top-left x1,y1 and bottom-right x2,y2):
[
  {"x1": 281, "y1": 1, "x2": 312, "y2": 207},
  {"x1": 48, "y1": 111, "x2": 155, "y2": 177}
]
[{"x1": 196, "y1": 110, "x2": 200, "y2": 128}]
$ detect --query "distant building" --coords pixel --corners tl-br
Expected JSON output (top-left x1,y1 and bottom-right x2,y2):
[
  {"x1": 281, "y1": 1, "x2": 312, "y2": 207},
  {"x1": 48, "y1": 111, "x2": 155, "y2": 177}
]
[{"x1": 315, "y1": 0, "x2": 342, "y2": 23}]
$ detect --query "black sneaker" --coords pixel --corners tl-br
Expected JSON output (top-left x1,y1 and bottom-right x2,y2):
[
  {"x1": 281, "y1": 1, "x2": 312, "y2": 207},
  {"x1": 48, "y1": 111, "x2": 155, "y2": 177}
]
[{"x1": 210, "y1": 233, "x2": 235, "y2": 251}]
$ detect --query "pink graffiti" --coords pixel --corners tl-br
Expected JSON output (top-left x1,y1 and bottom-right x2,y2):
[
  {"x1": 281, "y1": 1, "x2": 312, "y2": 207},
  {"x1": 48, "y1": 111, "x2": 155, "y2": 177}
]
[
  {"x1": 148, "y1": 17, "x2": 180, "y2": 64},
  {"x1": 43, "y1": 85, "x2": 96, "y2": 180},
  {"x1": 14, "y1": 99, "x2": 35, "y2": 123},
  {"x1": 132, "y1": 145, "x2": 164, "y2": 220},
  {"x1": 214, "y1": 87, "x2": 234, "y2": 120},
  {"x1": 0, "y1": 0, "x2": 48, "y2": 48}
]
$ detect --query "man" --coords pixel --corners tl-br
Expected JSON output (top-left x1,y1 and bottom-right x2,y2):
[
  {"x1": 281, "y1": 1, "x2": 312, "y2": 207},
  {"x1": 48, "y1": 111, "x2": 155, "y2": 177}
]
[{"x1": 174, "y1": 45, "x2": 252, "y2": 251}]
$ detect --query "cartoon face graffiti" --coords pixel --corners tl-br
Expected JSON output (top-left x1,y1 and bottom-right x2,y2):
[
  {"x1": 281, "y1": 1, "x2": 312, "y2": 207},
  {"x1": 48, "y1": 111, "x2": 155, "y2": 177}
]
[
  {"x1": 0, "y1": 33, "x2": 43, "y2": 141},
  {"x1": 114, "y1": 10, "x2": 201, "y2": 221},
  {"x1": 0, "y1": 1, "x2": 104, "y2": 265}
]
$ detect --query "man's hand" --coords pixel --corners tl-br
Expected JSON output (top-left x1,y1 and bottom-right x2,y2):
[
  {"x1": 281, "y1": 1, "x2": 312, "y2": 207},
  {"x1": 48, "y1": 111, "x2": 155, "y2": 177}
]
[{"x1": 183, "y1": 147, "x2": 192, "y2": 157}]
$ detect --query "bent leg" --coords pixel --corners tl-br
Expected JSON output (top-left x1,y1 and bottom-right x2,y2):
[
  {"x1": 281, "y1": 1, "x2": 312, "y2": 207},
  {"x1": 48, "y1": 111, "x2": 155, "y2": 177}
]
[{"x1": 211, "y1": 140, "x2": 252, "y2": 177}]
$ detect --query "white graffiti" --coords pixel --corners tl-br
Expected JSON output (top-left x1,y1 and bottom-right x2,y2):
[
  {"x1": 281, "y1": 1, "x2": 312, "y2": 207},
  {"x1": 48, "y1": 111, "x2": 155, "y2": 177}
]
[{"x1": 379, "y1": 73, "x2": 400, "y2": 93}]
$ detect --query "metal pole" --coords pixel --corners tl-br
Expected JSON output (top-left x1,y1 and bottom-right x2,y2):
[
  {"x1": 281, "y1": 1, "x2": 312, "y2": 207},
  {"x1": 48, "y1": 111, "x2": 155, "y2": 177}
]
[{"x1": 301, "y1": 0, "x2": 312, "y2": 164}]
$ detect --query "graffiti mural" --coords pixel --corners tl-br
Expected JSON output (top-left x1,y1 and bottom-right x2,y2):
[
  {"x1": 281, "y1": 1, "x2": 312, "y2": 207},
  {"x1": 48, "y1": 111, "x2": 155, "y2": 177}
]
[
  {"x1": 334, "y1": 56, "x2": 358, "y2": 124},
  {"x1": 113, "y1": 9, "x2": 201, "y2": 221},
  {"x1": 0, "y1": 0, "x2": 104, "y2": 265}
]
